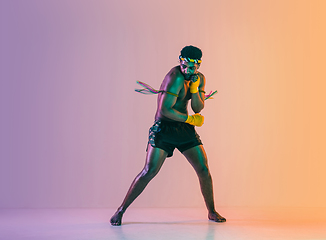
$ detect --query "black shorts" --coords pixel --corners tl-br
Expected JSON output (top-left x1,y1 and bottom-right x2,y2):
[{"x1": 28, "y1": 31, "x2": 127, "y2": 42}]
[{"x1": 147, "y1": 120, "x2": 202, "y2": 157}]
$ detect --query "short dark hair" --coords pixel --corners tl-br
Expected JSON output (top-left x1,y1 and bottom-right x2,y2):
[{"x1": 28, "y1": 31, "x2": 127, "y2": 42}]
[{"x1": 180, "y1": 45, "x2": 202, "y2": 60}]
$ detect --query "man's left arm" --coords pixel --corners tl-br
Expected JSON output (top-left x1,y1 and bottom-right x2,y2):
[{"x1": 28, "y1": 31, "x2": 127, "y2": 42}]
[{"x1": 190, "y1": 74, "x2": 205, "y2": 113}]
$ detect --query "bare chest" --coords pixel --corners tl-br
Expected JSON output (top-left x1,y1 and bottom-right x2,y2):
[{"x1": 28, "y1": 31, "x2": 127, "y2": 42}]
[
  {"x1": 178, "y1": 81, "x2": 191, "y2": 101},
  {"x1": 172, "y1": 82, "x2": 191, "y2": 112}
]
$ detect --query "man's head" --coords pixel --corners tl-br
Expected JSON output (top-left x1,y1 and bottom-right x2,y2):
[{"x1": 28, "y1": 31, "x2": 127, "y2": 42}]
[{"x1": 179, "y1": 45, "x2": 202, "y2": 80}]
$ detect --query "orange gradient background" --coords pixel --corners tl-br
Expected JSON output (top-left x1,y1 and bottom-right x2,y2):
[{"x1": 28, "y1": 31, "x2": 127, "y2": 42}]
[{"x1": 1, "y1": 0, "x2": 325, "y2": 209}]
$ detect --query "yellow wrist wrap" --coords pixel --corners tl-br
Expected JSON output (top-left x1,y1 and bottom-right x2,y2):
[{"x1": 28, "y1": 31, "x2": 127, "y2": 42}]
[
  {"x1": 190, "y1": 79, "x2": 200, "y2": 93},
  {"x1": 185, "y1": 113, "x2": 204, "y2": 127}
]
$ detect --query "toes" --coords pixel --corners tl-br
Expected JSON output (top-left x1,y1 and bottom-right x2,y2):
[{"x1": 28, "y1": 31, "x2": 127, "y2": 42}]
[
  {"x1": 110, "y1": 218, "x2": 122, "y2": 226},
  {"x1": 111, "y1": 222, "x2": 121, "y2": 226},
  {"x1": 208, "y1": 214, "x2": 226, "y2": 223},
  {"x1": 210, "y1": 218, "x2": 226, "y2": 223}
]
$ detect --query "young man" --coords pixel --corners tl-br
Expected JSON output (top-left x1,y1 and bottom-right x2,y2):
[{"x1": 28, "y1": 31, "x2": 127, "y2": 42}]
[{"x1": 110, "y1": 46, "x2": 226, "y2": 226}]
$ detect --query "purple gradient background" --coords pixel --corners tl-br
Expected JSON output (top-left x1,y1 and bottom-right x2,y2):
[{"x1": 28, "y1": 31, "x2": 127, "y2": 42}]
[{"x1": 1, "y1": 0, "x2": 325, "y2": 208}]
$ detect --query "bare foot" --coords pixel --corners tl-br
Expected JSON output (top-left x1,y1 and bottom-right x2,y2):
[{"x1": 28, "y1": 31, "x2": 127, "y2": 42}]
[
  {"x1": 208, "y1": 211, "x2": 226, "y2": 222},
  {"x1": 110, "y1": 210, "x2": 124, "y2": 226}
]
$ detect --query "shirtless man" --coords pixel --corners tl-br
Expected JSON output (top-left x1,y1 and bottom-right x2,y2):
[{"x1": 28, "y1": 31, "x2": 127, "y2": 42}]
[{"x1": 110, "y1": 45, "x2": 226, "y2": 226}]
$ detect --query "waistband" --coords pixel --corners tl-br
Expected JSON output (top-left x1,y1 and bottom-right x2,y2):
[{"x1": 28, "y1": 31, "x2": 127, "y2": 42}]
[{"x1": 154, "y1": 119, "x2": 189, "y2": 127}]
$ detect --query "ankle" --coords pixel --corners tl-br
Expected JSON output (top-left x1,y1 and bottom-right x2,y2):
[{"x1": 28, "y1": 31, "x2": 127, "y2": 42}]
[
  {"x1": 208, "y1": 210, "x2": 217, "y2": 214},
  {"x1": 117, "y1": 207, "x2": 126, "y2": 214}
]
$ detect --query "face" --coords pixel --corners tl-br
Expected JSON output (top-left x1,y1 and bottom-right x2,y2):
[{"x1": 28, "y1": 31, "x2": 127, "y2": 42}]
[{"x1": 180, "y1": 61, "x2": 200, "y2": 80}]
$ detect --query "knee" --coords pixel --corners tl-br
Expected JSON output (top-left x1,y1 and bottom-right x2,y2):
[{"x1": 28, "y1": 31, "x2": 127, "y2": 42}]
[{"x1": 139, "y1": 167, "x2": 159, "y2": 180}]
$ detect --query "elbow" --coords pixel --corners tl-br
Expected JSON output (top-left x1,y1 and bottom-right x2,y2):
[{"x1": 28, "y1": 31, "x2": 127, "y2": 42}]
[
  {"x1": 192, "y1": 104, "x2": 204, "y2": 113},
  {"x1": 160, "y1": 106, "x2": 172, "y2": 117},
  {"x1": 193, "y1": 108, "x2": 203, "y2": 114}
]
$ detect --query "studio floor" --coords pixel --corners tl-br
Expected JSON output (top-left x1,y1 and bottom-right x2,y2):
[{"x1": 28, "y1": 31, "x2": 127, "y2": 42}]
[{"x1": 1, "y1": 207, "x2": 326, "y2": 240}]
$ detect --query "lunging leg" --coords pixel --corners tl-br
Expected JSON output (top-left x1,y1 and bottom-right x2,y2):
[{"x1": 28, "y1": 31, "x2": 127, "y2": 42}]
[{"x1": 110, "y1": 145, "x2": 168, "y2": 226}]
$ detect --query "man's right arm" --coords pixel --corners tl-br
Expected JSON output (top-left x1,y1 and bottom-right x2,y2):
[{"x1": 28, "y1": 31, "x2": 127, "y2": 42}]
[{"x1": 159, "y1": 73, "x2": 204, "y2": 127}]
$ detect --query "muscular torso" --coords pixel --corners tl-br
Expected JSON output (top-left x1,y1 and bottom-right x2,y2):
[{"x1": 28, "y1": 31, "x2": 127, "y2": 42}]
[{"x1": 154, "y1": 66, "x2": 202, "y2": 121}]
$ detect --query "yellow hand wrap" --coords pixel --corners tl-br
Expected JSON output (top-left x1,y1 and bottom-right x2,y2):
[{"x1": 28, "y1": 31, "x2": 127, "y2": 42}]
[
  {"x1": 189, "y1": 75, "x2": 200, "y2": 93},
  {"x1": 185, "y1": 113, "x2": 204, "y2": 127}
]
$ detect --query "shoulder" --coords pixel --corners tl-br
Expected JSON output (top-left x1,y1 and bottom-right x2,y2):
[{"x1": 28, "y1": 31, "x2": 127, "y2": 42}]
[
  {"x1": 197, "y1": 72, "x2": 206, "y2": 87},
  {"x1": 166, "y1": 66, "x2": 184, "y2": 82},
  {"x1": 197, "y1": 71, "x2": 205, "y2": 80},
  {"x1": 163, "y1": 66, "x2": 185, "y2": 91}
]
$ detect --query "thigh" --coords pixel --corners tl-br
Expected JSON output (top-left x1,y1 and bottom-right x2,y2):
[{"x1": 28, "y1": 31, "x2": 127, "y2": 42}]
[
  {"x1": 144, "y1": 144, "x2": 169, "y2": 174},
  {"x1": 182, "y1": 145, "x2": 209, "y2": 173}
]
